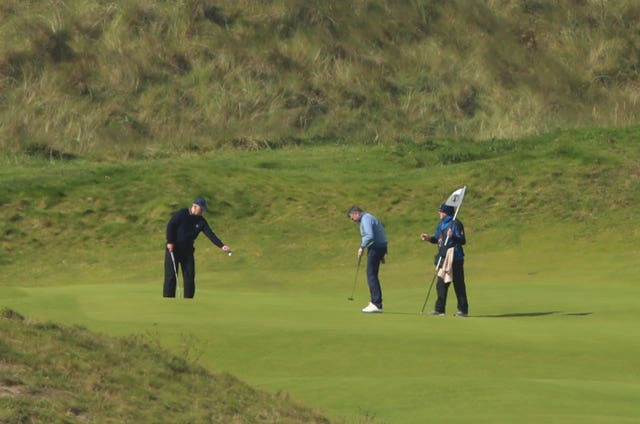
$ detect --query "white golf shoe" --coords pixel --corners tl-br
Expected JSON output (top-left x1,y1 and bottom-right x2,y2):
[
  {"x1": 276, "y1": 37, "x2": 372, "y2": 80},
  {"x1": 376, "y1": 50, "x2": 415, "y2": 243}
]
[{"x1": 362, "y1": 302, "x2": 383, "y2": 313}]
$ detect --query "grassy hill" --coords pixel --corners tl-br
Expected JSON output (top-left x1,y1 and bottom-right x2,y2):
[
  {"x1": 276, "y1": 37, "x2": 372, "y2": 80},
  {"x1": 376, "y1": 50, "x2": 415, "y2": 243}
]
[
  {"x1": 0, "y1": 308, "x2": 332, "y2": 423},
  {"x1": 2, "y1": 0, "x2": 640, "y2": 158},
  {"x1": 1, "y1": 125, "x2": 639, "y2": 278}
]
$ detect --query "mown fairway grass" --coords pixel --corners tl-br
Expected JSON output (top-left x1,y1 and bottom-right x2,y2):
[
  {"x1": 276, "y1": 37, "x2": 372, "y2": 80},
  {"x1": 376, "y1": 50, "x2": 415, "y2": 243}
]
[
  {"x1": 2, "y1": 254, "x2": 639, "y2": 423},
  {"x1": 1, "y1": 127, "x2": 640, "y2": 423}
]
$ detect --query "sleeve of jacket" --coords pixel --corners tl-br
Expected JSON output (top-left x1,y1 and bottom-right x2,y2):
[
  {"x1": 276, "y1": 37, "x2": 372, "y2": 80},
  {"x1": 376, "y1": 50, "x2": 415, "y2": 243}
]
[
  {"x1": 447, "y1": 220, "x2": 466, "y2": 246},
  {"x1": 201, "y1": 218, "x2": 224, "y2": 248}
]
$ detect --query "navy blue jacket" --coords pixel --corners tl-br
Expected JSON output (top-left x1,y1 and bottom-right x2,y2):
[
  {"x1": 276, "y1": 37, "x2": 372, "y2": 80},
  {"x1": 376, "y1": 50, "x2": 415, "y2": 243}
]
[
  {"x1": 166, "y1": 208, "x2": 224, "y2": 251},
  {"x1": 429, "y1": 215, "x2": 465, "y2": 262}
]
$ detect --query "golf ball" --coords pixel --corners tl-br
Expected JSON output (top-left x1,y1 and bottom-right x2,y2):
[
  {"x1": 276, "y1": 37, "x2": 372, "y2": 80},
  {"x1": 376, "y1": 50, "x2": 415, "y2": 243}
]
[{"x1": 228, "y1": 252, "x2": 233, "y2": 256}]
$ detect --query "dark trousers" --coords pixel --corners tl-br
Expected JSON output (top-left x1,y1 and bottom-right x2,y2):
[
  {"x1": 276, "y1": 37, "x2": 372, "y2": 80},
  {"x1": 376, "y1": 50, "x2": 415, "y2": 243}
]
[
  {"x1": 367, "y1": 247, "x2": 387, "y2": 308},
  {"x1": 164, "y1": 248, "x2": 196, "y2": 298},
  {"x1": 434, "y1": 260, "x2": 468, "y2": 314}
]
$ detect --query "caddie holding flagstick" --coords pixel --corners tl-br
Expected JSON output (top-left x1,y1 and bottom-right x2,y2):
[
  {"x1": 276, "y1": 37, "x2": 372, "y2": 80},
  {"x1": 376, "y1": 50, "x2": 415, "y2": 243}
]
[{"x1": 420, "y1": 187, "x2": 469, "y2": 317}]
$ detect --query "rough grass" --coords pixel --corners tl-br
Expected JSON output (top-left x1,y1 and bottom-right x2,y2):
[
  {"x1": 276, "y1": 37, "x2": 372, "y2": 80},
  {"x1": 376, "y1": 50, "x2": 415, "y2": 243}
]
[
  {"x1": 1, "y1": 1, "x2": 640, "y2": 158},
  {"x1": 0, "y1": 308, "x2": 333, "y2": 423},
  {"x1": 2, "y1": 125, "x2": 639, "y2": 280}
]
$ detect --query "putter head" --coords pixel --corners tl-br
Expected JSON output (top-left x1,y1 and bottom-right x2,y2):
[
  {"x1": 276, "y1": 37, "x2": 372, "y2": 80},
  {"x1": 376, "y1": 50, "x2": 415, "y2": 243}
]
[{"x1": 347, "y1": 297, "x2": 354, "y2": 301}]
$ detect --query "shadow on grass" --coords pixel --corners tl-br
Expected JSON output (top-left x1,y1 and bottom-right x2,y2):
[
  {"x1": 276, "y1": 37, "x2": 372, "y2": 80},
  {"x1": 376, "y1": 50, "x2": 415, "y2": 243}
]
[
  {"x1": 473, "y1": 311, "x2": 593, "y2": 318},
  {"x1": 373, "y1": 311, "x2": 594, "y2": 317}
]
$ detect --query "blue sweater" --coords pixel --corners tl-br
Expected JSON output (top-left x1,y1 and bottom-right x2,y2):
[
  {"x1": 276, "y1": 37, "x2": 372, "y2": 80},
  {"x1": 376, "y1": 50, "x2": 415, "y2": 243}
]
[{"x1": 360, "y1": 212, "x2": 388, "y2": 249}]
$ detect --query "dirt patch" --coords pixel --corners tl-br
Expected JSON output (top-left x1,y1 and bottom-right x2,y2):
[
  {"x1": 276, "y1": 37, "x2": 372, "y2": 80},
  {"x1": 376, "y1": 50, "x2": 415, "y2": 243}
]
[{"x1": 0, "y1": 381, "x2": 22, "y2": 397}]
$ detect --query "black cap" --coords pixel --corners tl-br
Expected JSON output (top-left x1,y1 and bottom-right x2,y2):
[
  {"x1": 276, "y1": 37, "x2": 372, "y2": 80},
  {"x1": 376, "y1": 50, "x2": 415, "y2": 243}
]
[
  {"x1": 193, "y1": 197, "x2": 208, "y2": 211},
  {"x1": 439, "y1": 203, "x2": 454, "y2": 216}
]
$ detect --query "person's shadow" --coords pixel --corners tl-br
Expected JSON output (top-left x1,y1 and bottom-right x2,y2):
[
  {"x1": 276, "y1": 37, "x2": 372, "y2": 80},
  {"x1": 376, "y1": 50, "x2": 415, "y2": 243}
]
[
  {"x1": 474, "y1": 311, "x2": 592, "y2": 318},
  {"x1": 381, "y1": 311, "x2": 593, "y2": 317}
]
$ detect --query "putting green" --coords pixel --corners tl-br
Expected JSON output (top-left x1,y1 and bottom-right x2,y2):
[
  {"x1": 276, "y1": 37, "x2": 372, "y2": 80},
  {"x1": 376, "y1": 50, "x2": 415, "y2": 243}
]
[{"x1": 3, "y1": 251, "x2": 639, "y2": 423}]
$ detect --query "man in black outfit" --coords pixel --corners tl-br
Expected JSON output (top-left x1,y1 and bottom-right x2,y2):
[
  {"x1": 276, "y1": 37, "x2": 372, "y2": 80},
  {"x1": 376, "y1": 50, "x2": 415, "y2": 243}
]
[{"x1": 164, "y1": 197, "x2": 232, "y2": 298}]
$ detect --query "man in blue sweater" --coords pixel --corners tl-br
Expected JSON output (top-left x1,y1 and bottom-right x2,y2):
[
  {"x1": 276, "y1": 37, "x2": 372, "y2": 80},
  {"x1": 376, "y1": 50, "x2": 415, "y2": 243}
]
[
  {"x1": 347, "y1": 206, "x2": 388, "y2": 313},
  {"x1": 420, "y1": 203, "x2": 468, "y2": 316},
  {"x1": 164, "y1": 197, "x2": 232, "y2": 298}
]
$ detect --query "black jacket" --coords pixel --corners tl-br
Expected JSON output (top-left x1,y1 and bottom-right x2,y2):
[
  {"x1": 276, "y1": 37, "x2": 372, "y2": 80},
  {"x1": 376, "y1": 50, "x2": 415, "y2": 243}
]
[{"x1": 166, "y1": 208, "x2": 224, "y2": 250}]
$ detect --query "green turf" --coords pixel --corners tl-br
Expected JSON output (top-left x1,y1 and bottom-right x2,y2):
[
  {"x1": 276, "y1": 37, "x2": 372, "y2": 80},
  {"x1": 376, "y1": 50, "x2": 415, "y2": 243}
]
[
  {"x1": 2, "y1": 247, "x2": 638, "y2": 423},
  {"x1": 1, "y1": 128, "x2": 640, "y2": 422}
]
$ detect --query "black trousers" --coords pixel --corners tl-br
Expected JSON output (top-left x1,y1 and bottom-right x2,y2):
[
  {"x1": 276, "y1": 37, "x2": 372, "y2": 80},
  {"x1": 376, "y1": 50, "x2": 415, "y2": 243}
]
[
  {"x1": 164, "y1": 248, "x2": 196, "y2": 298},
  {"x1": 434, "y1": 260, "x2": 468, "y2": 314}
]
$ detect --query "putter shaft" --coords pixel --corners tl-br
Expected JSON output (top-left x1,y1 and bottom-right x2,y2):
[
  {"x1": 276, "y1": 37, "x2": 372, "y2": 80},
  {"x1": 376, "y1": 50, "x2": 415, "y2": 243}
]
[
  {"x1": 348, "y1": 255, "x2": 362, "y2": 301},
  {"x1": 170, "y1": 250, "x2": 180, "y2": 298}
]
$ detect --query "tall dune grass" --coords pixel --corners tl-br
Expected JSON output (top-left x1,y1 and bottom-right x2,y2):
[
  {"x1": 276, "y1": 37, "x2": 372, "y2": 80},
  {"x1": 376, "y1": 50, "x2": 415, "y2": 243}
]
[{"x1": 1, "y1": 0, "x2": 639, "y2": 158}]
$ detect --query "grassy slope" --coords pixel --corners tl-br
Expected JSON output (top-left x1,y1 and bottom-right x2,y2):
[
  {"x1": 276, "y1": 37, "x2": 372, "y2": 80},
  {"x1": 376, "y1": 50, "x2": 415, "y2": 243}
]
[
  {"x1": 1, "y1": 127, "x2": 640, "y2": 422},
  {"x1": 1, "y1": 1, "x2": 640, "y2": 157},
  {"x1": 2, "y1": 125, "x2": 640, "y2": 273},
  {"x1": 0, "y1": 309, "x2": 332, "y2": 423}
]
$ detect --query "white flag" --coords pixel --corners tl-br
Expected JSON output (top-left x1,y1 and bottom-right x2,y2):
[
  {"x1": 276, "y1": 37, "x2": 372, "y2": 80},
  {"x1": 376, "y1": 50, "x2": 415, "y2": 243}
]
[{"x1": 444, "y1": 186, "x2": 466, "y2": 209}]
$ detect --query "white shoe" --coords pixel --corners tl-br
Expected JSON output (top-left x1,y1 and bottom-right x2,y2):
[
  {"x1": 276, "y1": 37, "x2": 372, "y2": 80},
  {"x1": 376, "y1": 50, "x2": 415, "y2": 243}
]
[{"x1": 362, "y1": 302, "x2": 383, "y2": 313}]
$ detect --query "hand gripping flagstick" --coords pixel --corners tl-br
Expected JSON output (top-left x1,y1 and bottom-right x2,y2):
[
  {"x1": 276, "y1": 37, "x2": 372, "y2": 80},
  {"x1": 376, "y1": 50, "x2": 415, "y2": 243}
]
[{"x1": 420, "y1": 186, "x2": 467, "y2": 314}]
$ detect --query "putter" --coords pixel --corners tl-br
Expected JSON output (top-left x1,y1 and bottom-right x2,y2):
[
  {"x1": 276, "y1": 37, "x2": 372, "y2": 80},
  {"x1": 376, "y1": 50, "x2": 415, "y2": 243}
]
[
  {"x1": 347, "y1": 255, "x2": 362, "y2": 301},
  {"x1": 170, "y1": 250, "x2": 180, "y2": 299}
]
